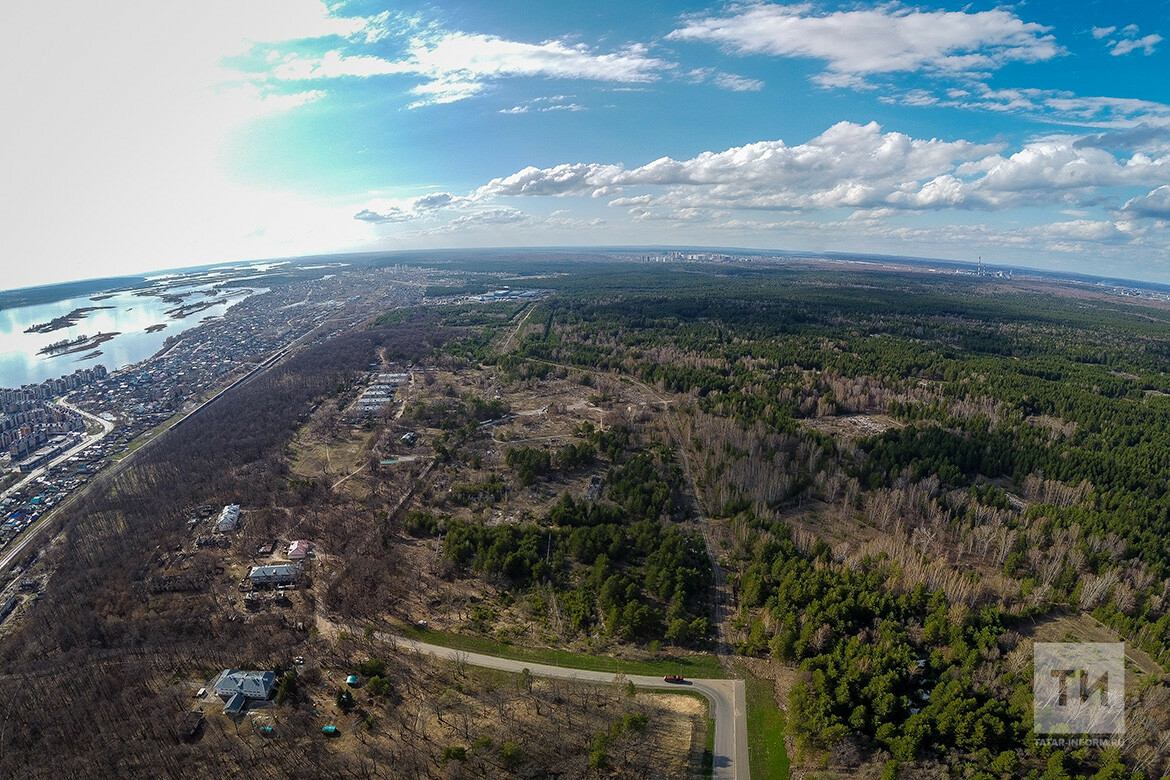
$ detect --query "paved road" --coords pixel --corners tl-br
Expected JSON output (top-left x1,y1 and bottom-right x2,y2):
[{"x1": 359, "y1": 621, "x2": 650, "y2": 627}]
[{"x1": 388, "y1": 633, "x2": 749, "y2": 780}]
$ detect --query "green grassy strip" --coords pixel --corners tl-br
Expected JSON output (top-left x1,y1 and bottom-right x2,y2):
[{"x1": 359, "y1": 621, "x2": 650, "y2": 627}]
[
  {"x1": 394, "y1": 625, "x2": 724, "y2": 678},
  {"x1": 736, "y1": 664, "x2": 790, "y2": 780}
]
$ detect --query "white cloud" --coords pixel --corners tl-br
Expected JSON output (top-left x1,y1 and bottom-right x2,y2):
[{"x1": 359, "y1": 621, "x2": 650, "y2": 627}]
[
  {"x1": 892, "y1": 89, "x2": 940, "y2": 107},
  {"x1": 1121, "y1": 186, "x2": 1170, "y2": 219},
  {"x1": 447, "y1": 208, "x2": 530, "y2": 227},
  {"x1": 685, "y1": 67, "x2": 765, "y2": 91},
  {"x1": 1110, "y1": 34, "x2": 1162, "y2": 56},
  {"x1": 714, "y1": 72, "x2": 765, "y2": 92},
  {"x1": 1037, "y1": 220, "x2": 1126, "y2": 242},
  {"x1": 478, "y1": 121, "x2": 1002, "y2": 208},
  {"x1": 901, "y1": 174, "x2": 965, "y2": 208},
  {"x1": 272, "y1": 50, "x2": 415, "y2": 80},
  {"x1": 353, "y1": 192, "x2": 471, "y2": 223},
  {"x1": 413, "y1": 192, "x2": 464, "y2": 210},
  {"x1": 935, "y1": 86, "x2": 1170, "y2": 130},
  {"x1": 966, "y1": 142, "x2": 1168, "y2": 206},
  {"x1": 608, "y1": 195, "x2": 654, "y2": 208},
  {"x1": 355, "y1": 208, "x2": 412, "y2": 224},
  {"x1": 478, "y1": 162, "x2": 624, "y2": 197},
  {"x1": 409, "y1": 33, "x2": 663, "y2": 82},
  {"x1": 667, "y1": 3, "x2": 1061, "y2": 85},
  {"x1": 268, "y1": 27, "x2": 670, "y2": 106},
  {"x1": 500, "y1": 95, "x2": 587, "y2": 114},
  {"x1": 465, "y1": 121, "x2": 1170, "y2": 228},
  {"x1": 1095, "y1": 23, "x2": 1163, "y2": 56}
]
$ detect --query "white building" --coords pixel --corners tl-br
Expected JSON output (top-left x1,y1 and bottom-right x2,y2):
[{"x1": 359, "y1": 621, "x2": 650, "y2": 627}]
[{"x1": 216, "y1": 504, "x2": 240, "y2": 532}]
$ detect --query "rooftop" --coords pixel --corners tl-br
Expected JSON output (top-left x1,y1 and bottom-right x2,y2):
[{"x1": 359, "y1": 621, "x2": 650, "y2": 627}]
[{"x1": 212, "y1": 669, "x2": 276, "y2": 701}]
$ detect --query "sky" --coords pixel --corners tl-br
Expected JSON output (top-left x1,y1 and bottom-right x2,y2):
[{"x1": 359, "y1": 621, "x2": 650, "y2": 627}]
[{"x1": 3, "y1": 0, "x2": 1169, "y2": 289}]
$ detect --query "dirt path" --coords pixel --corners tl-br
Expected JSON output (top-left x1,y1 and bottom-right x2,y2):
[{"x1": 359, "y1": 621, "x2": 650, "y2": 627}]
[
  {"x1": 499, "y1": 303, "x2": 536, "y2": 353},
  {"x1": 330, "y1": 464, "x2": 367, "y2": 491}
]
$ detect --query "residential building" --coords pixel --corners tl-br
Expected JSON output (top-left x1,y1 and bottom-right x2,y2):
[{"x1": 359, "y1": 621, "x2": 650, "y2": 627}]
[
  {"x1": 216, "y1": 503, "x2": 240, "y2": 532},
  {"x1": 287, "y1": 540, "x2": 311, "y2": 560},
  {"x1": 211, "y1": 669, "x2": 276, "y2": 714},
  {"x1": 248, "y1": 563, "x2": 301, "y2": 587}
]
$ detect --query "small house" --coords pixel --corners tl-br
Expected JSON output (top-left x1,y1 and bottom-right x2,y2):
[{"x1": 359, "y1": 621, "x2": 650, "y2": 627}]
[
  {"x1": 287, "y1": 540, "x2": 311, "y2": 561},
  {"x1": 179, "y1": 710, "x2": 204, "y2": 741}
]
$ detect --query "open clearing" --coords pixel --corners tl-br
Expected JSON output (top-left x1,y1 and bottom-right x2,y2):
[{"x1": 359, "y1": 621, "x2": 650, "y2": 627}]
[
  {"x1": 801, "y1": 413, "x2": 902, "y2": 441},
  {"x1": 1021, "y1": 611, "x2": 1165, "y2": 679}
]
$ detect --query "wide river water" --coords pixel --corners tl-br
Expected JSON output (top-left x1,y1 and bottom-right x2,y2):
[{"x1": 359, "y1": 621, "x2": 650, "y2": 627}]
[{"x1": 0, "y1": 284, "x2": 261, "y2": 388}]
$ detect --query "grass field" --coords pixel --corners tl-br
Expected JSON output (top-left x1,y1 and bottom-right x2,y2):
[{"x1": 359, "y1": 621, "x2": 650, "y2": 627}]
[{"x1": 735, "y1": 663, "x2": 790, "y2": 780}]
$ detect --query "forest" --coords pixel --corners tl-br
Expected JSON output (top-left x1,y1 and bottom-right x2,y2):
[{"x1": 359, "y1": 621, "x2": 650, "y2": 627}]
[
  {"x1": 457, "y1": 263, "x2": 1170, "y2": 779},
  {"x1": 0, "y1": 258, "x2": 1168, "y2": 779},
  {"x1": 437, "y1": 440, "x2": 713, "y2": 644}
]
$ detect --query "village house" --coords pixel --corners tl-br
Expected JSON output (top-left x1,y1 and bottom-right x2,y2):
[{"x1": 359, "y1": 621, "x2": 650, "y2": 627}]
[
  {"x1": 287, "y1": 539, "x2": 311, "y2": 560},
  {"x1": 211, "y1": 669, "x2": 276, "y2": 714}
]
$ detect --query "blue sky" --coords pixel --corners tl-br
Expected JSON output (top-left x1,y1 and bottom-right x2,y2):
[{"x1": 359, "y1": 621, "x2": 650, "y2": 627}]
[{"x1": 3, "y1": 0, "x2": 1169, "y2": 288}]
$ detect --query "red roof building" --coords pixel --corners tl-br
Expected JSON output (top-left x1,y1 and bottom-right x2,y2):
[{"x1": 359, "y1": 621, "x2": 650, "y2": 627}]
[{"x1": 287, "y1": 539, "x2": 311, "y2": 560}]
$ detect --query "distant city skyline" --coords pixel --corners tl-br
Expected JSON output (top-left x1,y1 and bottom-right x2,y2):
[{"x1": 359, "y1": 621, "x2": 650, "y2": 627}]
[{"x1": 3, "y1": 0, "x2": 1168, "y2": 290}]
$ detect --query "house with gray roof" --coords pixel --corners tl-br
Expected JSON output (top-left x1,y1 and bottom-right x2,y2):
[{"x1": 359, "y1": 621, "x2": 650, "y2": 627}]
[
  {"x1": 248, "y1": 563, "x2": 301, "y2": 587},
  {"x1": 211, "y1": 669, "x2": 276, "y2": 714}
]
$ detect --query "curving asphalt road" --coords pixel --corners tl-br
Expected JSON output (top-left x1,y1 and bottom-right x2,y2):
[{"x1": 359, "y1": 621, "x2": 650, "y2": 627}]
[{"x1": 388, "y1": 633, "x2": 749, "y2": 780}]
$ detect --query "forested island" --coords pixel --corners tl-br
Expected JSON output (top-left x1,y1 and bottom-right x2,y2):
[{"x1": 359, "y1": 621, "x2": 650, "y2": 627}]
[
  {"x1": 36, "y1": 331, "x2": 119, "y2": 357},
  {"x1": 0, "y1": 258, "x2": 1166, "y2": 779},
  {"x1": 24, "y1": 306, "x2": 114, "y2": 334}
]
